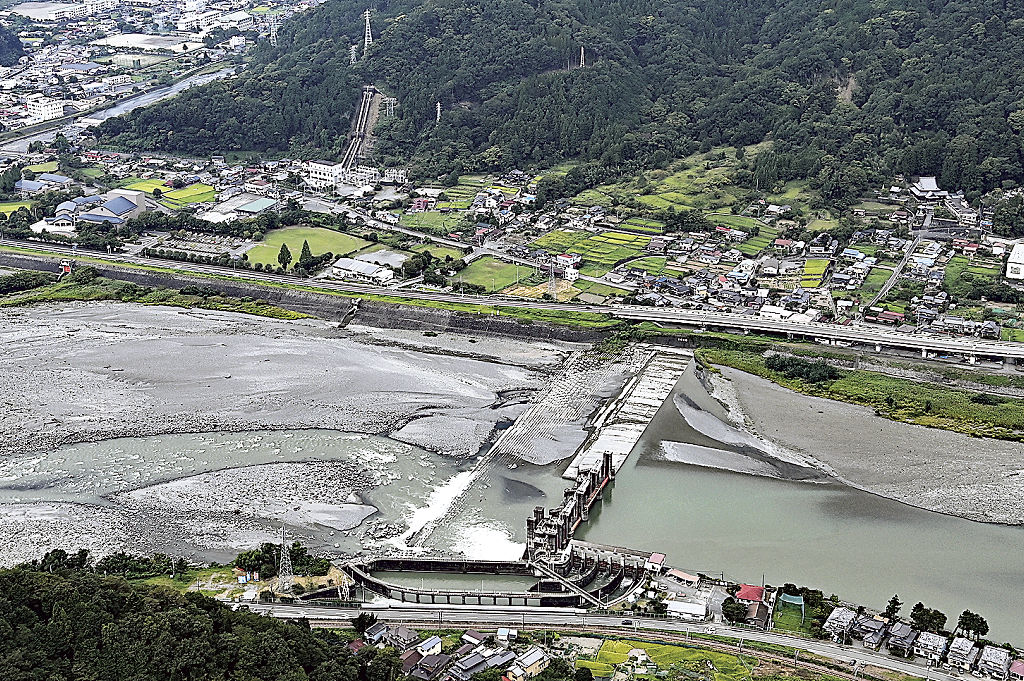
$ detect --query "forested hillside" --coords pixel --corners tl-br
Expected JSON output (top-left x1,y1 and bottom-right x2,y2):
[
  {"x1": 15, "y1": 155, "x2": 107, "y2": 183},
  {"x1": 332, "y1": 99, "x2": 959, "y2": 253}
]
[
  {"x1": 98, "y1": 0, "x2": 1024, "y2": 201},
  {"x1": 0, "y1": 25, "x2": 24, "y2": 67},
  {"x1": 0, "y1": 568, "x2": 362, "y2": 680}
]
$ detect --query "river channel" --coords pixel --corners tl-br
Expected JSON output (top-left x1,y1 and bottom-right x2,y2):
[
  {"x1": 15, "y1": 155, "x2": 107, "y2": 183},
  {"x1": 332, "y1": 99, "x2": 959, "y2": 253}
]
[{"x1": 3, "y1": 364, "x2": 1023, "y2": 642}]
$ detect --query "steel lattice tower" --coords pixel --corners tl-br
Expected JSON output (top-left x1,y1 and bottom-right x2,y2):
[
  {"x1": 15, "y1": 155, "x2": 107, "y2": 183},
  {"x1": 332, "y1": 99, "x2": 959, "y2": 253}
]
[
  {"x1": 363, "y1": 9, "x2": 373, "y2": 54},
  {"x1": 277, "y1": 526, "x2": 294, "y2": 593}
]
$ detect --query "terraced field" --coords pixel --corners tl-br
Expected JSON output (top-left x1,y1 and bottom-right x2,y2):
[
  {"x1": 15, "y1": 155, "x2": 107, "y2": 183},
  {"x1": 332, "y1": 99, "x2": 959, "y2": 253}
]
[
  {"x1": 736, "y1": 223, "x2": 781, "y2": 256},
  {"x1": 532, "y1": 229, "x2": 652, "y2": 276},
  {"x1": 801, "y1": 258, "x2": 831, "y2": 287}
]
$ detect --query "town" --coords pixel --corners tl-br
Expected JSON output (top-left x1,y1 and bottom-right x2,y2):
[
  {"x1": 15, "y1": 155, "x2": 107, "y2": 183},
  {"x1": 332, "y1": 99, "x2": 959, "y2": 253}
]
[{"x1": 3, "y1": 140, "x2": 1024, "y2": 348}]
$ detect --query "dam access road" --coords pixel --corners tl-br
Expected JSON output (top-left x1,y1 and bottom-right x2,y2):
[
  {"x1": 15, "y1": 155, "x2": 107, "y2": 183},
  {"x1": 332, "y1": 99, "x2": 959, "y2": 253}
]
[
  {"x1": 4, "y1": 237, "x2": 1024, "y2": 362},
  {"x1": 248, "y1": 602, "x2": 941, "y2": 680}
]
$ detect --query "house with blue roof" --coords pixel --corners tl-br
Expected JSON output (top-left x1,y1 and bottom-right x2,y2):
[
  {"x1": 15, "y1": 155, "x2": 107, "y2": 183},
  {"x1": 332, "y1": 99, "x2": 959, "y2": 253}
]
[
  {"x1": 37, "y1": 173, "x2": 73, "y2": 186},
  {"x1": 15, "y1": 179, "x2": 45, "y2": 194}
]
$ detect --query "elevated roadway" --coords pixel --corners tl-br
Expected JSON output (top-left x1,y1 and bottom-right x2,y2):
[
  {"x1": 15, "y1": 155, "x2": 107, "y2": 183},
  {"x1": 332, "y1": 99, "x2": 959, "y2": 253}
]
[{"x1": 3, "y1": 237, "x2": 1023, "y2": 361}]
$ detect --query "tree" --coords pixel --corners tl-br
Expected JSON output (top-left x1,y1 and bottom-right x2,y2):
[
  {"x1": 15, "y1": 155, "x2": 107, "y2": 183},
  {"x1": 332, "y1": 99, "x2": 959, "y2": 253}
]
[
  {"x1": 883, "y1": 594, "x2": 902, "y2": 620},
  {"x1": 351, "y1": 612, "x2": 378, "y2": 634},
  {"x1": 153, "y1": 187, "x2": 162, "y2": 198},
  {"x1": 299, "y1": 239, "x2": 313, "y2": 264},
  {"x1": 574, "y1": 668, "x2": 594, "y2": 681},
  {"x1": 278, "y1": 243, "x2": 292, "y2": 268},
  {"x1": 722, "y1": 597, "x2": 748, "y2": 623},
  {"x1": 957, "y1": 610, "x2": 989, "y2": 639}
]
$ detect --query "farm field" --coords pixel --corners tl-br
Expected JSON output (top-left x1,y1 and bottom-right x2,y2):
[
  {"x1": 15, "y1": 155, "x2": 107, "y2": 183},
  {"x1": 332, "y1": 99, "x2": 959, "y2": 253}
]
[
  {"x1": 765, "y1": 179, "x2": 818, "y2": 212},
  {"x1": 801, "y1": 259, "x2": 830, "y2": 288},
  {"x1": 1002, "y1": 328, "x2": 1024, "y2": 342},
  {"x1": 124, "y1": 178, "x2": 169, "y2": 193},
  {"x1": 943, "y1": 255, "x2": 1001, "y2": 299},
  {"x1": 532, "y1": 229, "x2": 651, "y2": 276},
  {"x1": 736, "y1": 223, "x2": 781, "y2": 256},
  {"x1": 411, "y1": 243, "x2": 466, "y2": 262},
  {"x1": 246, "y1": 226, "x2": 369, "y2": 267},
  {"x1": 707, "y1": 213, "x2": 762, "y2": 231},
  {"x1": 0, "y1": 201, "x2": 32, "y2": 214},
  {"x1": 160, "y1": 183, "x2": 216, "y2": 208},
  {"x1": 584, "y1": 639, "x2": 758, "y2": 681},
  {"x1": 574, "y1": 279, "x2": 630, "y2": 298},
  {"x1": 451, "y1": 255, "x2": 533, "y2": 292},
  {"x1": 621, "y1": 217, "x2": 664, "y2": 234},
  {"x1": 806, "y1": 217, "x2": 839, "y2": 231},
  {"x1": 400, "y1": 211, "x2": 460, "y2": 235}
]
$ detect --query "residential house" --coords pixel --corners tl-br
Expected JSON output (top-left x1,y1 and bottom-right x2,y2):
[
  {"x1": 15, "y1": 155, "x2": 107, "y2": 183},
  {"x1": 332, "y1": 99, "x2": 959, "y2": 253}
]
[
  {"x1": 348, "y1": 640, "x2": 367, "y2": 655},
  {"x1": 365, "y1": 622, "x2": 388, "y2": 645},
  {"x1": 744, "y1": 602, "x2": 770, "y2": 630},
  {"x1": 912, "y1": 632, "x2": 948, "y2": 662},
  {"x1": 411, "y1": 654, "x2": 451, "y2": 681},
  {"x1": 643, "y1": 553, "x2": 666, "y2": 573},
  {"x1": 734, "y1": 585, "x2": 765, "y2": 605},
  {"x1": 886, "y1": 623, "x2": 917, "y2": 656},
  {"x1": 448, "y1": 649, "x2": 516, "y2": 681},
  {"x1": 823, "y1": 607, "x2": 857, "y2": 643},
  {"x1": 461, "y1": 630, "x2": 487, "y2": 647},
  {"x1": 946, "y1": 637, "x2": 979, "y2": 673},
  {"x1": 505, "y1": 646, "x2": 550, "y2": 681},
  {"x1": 401, "y1": 649, "x2": 424, "y2": 674},
  {"x1": 852, "y1": 616, "x2": 888, "y2": 650},
  {"x1": 417, "y1": 636, "x2": 442, "y2": 657},
  {"x1": 386, "y1": 626, "x2": 419, "y2": 651},
  {"x1": 977, "y1": 647, "x2": 1012, "y2": 680},
  {"x1": 1008, "y1": 659, "x2": 1024, "y2": 681},
  {"x1": 496, "y1": 628, "x2": 518, "y2": 646}
]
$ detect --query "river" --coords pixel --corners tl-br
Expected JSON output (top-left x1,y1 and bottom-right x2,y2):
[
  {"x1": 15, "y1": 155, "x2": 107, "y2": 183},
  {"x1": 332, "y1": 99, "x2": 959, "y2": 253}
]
[
  {"x1": 3, "y1": 353, "x2": 1023, "y2": 642},
  {"x1": 0, "y1": 67, "x2": 235, "y2": 153}
]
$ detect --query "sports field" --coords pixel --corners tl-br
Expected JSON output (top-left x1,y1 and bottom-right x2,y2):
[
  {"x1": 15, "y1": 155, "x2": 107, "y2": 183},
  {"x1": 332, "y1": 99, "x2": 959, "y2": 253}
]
[{"x1": 246, "y1": 227, "x2": 370, "y2": 267}]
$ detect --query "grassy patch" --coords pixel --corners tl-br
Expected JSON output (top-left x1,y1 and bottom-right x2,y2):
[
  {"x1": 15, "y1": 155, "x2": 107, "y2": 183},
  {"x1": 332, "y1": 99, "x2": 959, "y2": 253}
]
[
  {"x1": 452, "y1": 255, "x2": 533, "y2": 292},
  {"x1": 1001, "y1": 328, "x2": 1024, "y2": 342},
  {"x1": 699, "y1": 349, "x2": 1024, "y2": 441},
  {"x1": 25, "y1": 160, "x2": 58, "y2": 173},
  {"x1": 736, "y1": 223, "x2": 781, "y2": 256},
  {"x1": 411, "y1": 243, "x2": 467, "y2": 262},
  {"x1": 0, "y1": 275, "x2": 308, "y2": 320},
  {"x1": 707, "y1": 213, "x2": 762, "y2": 231},
  {"x1": 586, "y1": 640, "x2": 758, "y2": 681},
  {"x1": 801, "y1": 259, "x2": 830, "y2": 288},
  {"x1": 400, "y1": 211, "x2": 462, "y2": 236},
  {"x1": 772, "y1": 600, "x2": 814, "y2": 635},
  {"x1": 246, "y1": 226, "x2": 369, "y2": 267},
  {"x1": 944, "y1": 255, "x2": 1001, "y2": 300},
  {"x1": 125, "y1": 178, "x2": 170, "y2": 193},
  {"x1": 0, "y1": 201, "x2": 32, "y2": 214}
]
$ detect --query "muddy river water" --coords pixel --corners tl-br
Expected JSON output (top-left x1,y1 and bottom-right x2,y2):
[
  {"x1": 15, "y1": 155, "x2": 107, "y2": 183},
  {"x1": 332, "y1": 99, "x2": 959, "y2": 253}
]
[{"x1": 2, "y1": 304, "x2": 1021, "y2": 642}]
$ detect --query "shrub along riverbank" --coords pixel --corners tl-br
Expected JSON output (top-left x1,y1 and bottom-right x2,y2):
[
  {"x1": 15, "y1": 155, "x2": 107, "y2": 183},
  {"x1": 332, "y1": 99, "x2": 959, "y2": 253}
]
[
  {"x1": 698, "y1": 349, "x2": 1024, "y2": 441},
  {"x1": 0, "y1": 268, "x2": 307, "y2": 320}
]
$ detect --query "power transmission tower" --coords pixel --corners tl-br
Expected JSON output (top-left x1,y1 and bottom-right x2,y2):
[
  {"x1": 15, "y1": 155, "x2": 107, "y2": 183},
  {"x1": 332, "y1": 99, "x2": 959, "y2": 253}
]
[
  {"x1": 268, "y1": 15, "x2": 281, "y2": 46},
  {"x1": 277, "y1": 526, "x2": 294, "y2": 594},
  {"x1": 363, "y1": 9, "x2": 373, "y2": 56},
  {"x1": 579, "y1": 45, "x2": 585, "y2": 68},
  {"x1": 547, "y1": 264, "x2": 557, "y2": 298},
  {"x1": 435, "y1": 101, "x2": 441, "y2": 122},
  {"x1": 349, "y1": 44, "x2": 358, "y2": 64},
  {"x1": 382, "y1": 96, "x2": 396, "y2": 116}
]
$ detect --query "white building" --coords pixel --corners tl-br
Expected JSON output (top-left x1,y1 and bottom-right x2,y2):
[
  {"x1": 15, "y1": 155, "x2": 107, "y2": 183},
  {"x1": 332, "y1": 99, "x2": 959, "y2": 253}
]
[
  {"x1": 26, "y1": 94, "x2": 64, "y2": 121},
  {"x1": 305, "y1": 159, "x2": 345, "y2": 189},
  {"x1": 665, "y1": 597, "x2": 707, "y2": 621},
  {"x1": 1007, "y1": 243, "x2": 1024, "y2": 280},
  {"x1": 331, "y1": 256, "x2": 394, "y2": 284}
]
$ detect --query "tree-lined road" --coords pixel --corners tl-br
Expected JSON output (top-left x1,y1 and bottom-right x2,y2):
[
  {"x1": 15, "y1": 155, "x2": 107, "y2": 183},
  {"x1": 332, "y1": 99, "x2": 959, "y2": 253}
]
[{"x1": 3, "y1": 237, "x2": 1024, "y2": 360}]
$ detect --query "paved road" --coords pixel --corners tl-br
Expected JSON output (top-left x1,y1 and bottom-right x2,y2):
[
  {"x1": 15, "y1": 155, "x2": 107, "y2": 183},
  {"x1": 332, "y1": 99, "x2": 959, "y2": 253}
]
[
  {"x1": 865, "y1": 236, "x2": 922, "y2": 313},
  {"x1": 247, "y1": 603, "x2": 940, "y2": 679},
  {"x1": 4, "y1": 237, "x2": 1023, "y2": 360}
]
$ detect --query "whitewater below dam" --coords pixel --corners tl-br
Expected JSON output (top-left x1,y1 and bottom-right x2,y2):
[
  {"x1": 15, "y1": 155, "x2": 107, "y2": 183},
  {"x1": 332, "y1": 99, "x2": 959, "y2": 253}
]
[{"x1": 2, "y1": 302, "x2": 1024, "y2": 642}]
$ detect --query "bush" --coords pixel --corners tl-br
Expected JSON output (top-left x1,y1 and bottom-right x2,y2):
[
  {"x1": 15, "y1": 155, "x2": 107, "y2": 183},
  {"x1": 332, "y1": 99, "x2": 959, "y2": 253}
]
[{"x1": 765, "y1": 354, "x2": 842, "y2": 383}]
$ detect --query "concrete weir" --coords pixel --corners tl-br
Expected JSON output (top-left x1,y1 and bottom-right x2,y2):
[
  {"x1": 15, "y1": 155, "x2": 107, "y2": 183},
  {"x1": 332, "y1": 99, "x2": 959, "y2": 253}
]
[{"x1": 563, "y1": 347, "x2": 691, "y2": 480}]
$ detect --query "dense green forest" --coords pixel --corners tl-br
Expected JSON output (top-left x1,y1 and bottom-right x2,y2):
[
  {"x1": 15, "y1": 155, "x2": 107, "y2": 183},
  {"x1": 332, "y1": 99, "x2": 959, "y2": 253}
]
[
  {"x1": 99, "y1": 0, "x2": 1024, "y2": 201},
  {"x1": 0, "y1": 25, "x2": 23, "y2": 67},
  {"x1": 0, "y1": 568, "x2": 364, "y2": 680}
]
